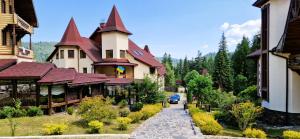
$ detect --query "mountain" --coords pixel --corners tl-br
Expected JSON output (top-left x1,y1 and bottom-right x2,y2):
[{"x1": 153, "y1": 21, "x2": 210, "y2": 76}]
[{"x1": 22, "y1": 42, "x2": 56, "y2": 62}]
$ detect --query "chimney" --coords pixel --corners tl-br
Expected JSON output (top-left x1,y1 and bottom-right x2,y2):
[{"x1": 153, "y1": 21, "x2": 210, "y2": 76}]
[{"x1": 144, "y1": 45, "x2": 150, "y2": 53}]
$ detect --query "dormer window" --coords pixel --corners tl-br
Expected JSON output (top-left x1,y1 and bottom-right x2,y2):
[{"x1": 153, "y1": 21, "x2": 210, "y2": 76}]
[
  {"x1": 106, "y1": 50, "x2": 113, "y2": 58},
  {"x1": 120, "y1": 50, "x2": 125, "y2": 58}
]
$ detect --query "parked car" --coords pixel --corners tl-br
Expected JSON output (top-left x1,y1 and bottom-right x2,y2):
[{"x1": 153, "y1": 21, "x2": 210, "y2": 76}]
[
  {"x1": 174, "y1": 94, "x2": 181, "y2": 101},
  {"x1": 169, "y1": 95, "x2": 179, "y2": 104}
]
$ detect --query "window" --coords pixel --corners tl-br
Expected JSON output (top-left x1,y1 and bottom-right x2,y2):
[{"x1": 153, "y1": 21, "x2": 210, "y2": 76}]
[
  {"x1": 1, "y1": 0, "x2": 6, "y2": 13},
  {"x1": 80, "y1": 50, "x2": 86, "y2": 59},
  {"x1": 2, "y1": 30, "x2": 6, "y2": 45},
  {"x1": 150, "y1": 67, "x2": 155, "y2": 74},
  {"x1": 106, "y1": 50, "x2": 113, "y2": 58},
  {"x1": 120, "y1": 50, "x2": 126, "y2": 58},
  {"x1": 83, "y1": 67, "x2": 87, "y2": 73},
  {"x1": 60, "y1": 50, "x2": 64, "y2": 59},
  {"x1": 68, "y1": 50, "x2": 74, "y2": 58},
  {"x1": 55, "y1": 52, "x2": 59, "y2": 59},
  {"x1": 261, "y1": 4, "x2": 269, "y2": 101}
]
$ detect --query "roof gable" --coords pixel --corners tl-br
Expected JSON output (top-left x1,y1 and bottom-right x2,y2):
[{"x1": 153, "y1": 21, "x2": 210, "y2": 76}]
[{"x1": 57, "y1": 18, "x2": 82, "y2": 46}]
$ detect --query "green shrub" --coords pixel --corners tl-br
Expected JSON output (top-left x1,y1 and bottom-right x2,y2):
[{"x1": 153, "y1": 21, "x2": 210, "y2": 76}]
[
  {"x1": 27, "y1": 106, "x2": 43, "y2": 117},
  {"x1": 88, "y1": 120, "x2": 104, "y2": 133},
  {"x1": 119, "y1": 108, "x2": 130, "y2": 117},
  {"x1": 78, "y1": 96, "x2": 118, "y2": 123},
  {"x1": 187, "y1": 92, "x2": 193, "y2": 103},
  {"x1": 66, "y1": 107, "x2": 74, "y2": 115},
  {"x1": 130, "y1": 102, "x2": 143, "y2": 112},
  {"x1": 118, "y1": 99, "x2": 128, "y2": 108},
  {"x1": 192, "y1": 112, "x2": 223, "y2": 135},
  {"x1": 283, "y1": 130, "x2": 300, "y2": 139},
  {"x1": 140, "y1": 104, "x2": 162, "y2": 120},
  {"x1": 116, "y1": 117, "x2": 132, "y2": 130},
  {"x1": 188, "y1": 105, "x2": 202, "y2": 116},
  {"x1": 233, "y1": 74, "x2": 248, "y2": 95},
  {"x1": 243, "y1": 128, "x2": 267, "y2": 138},
  {"x1": 42, "y1": 123, "x2": 68, "y2": 135},
  {"x1": 231, "y1": 102, "x2": 263, "y2": 130},
  {"x1": 0, "y1": 106, "x2": 26, "y2": 119},
  {"x1": 238, "y1": 85, "x2": 260, "y2": 105},
  {"x1": 128, "y1": 112, "x2": 143, "y2": 123}
]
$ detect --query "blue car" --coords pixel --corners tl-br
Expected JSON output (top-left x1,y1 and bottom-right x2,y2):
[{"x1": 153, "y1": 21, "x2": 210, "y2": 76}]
[
  {"x1": 169, "y1": 95, "x2": 180, "y2": 104},
  {"x1": 174, "y1": 94, "x2": 181, "y2": 101}
]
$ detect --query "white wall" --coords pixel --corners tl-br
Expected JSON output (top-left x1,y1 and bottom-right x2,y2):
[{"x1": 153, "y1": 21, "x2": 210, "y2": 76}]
[
  {"x1": 126, "y1": 53, "x2": 150, "y2": 79},
  {"x1": 50, "y1": 46, "x2": 93, "y2": 73},
  {"x1": 101, "y1": 32, "x2": 128, "y2": 59},
  {"x1": 289, "y1": 70, "x2": 300, "y2": 113}
]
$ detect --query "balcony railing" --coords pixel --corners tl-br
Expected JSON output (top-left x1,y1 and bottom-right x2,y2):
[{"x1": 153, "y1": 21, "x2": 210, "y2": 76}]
[
  {"x1": 14, "y1": 13, "x2": 33, "y2": 33},
  {"x1": 18, "y1": 47, "x2": 34, "y2": 59},
  {"x1": 289, "y1": 54, "x2": 300, "y2": 70}
]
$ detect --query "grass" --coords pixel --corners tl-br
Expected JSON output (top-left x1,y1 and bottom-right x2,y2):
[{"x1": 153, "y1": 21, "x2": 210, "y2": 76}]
[
  {"x1": 219, "y1": 127, "x2": 243, "y2": 137},
  {"x1": 0, "y1": 113, "x2": 141, "y2": 136}
]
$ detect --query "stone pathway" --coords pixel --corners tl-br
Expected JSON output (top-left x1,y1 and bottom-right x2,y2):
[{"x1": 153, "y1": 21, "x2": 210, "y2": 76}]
[{"x1": 130, "y1": 93, "x2": 203, "y2": 139}]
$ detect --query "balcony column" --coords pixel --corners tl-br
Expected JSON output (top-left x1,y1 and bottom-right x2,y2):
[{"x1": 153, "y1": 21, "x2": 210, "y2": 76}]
[{"x1": 29, "y1": 34, "x2": 32, "y2": 50}]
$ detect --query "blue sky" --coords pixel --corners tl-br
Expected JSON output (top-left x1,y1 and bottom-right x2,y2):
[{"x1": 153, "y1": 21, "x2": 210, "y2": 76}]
[{"x1": 28, "y1": 0, "x2": 260, "y2": 59}]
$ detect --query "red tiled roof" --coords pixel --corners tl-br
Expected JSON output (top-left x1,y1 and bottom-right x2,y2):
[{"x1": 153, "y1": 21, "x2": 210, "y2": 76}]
[
  {"x1": 48, "y1": 18, "x2": 102, "y2": 62},
  {"x1": 0, "y1": 59, "x2": 17, "y2": 71},
  {"x1": 56, "y1": 18, "x2": 82, "y2": 46},
  {"x1": 0, "y1": 62, "x2": 54, "y2": 79},
  {"x1": 127, "y1": 40, "x2": 166, "y2": 76},
  {"x1": 94, "y1": 58, "x2": 137, "y2": 66},
  {"x1": 69, "y1": 73, "x2": 108, "y2": 87},
  {"x1": 106, "y1": 78, "x2": 133, "y2": 85},
  {"x1": 99, "y1": 6, "x2": 131, "y2": 35},
  {"x1": 38, "y1": 68, "x2": 76, "y2": 84}
]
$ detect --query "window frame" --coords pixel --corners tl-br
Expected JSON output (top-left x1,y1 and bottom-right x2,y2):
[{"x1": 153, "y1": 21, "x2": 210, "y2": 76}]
[
  {"x1": 261, "y1": 4, "x2": 270, "y2": 102},
  {"x1": 83, "y1": 67, "x2": 87, "y2": 73},
  {"x1": 2, "y1": 30, "x2": 6, "y2": 46},
  {"x1": 1, "y1": 0, "x2": 6, "y2": 13},
  {"x1": 55, "y1": 52, "x2": 59, "y2": 59},
  {"x1": 60, "y1": 50, "x2": 64, "y2": 59},
  {"x1": 68, "y1": 50, "x2": 75, "y2": 59},
  {"x1": 120, "y1": 50, "x2": 126, "y2": 58},
  {"x1": 150, "y1": 67, "x2": 155, "y2": 74},
  {"x1": 80, "y1": 50, "x2": 86, "y2": 59},
  {"x1": 106, "y1": 50, "x2": 113, "y2": 58}
]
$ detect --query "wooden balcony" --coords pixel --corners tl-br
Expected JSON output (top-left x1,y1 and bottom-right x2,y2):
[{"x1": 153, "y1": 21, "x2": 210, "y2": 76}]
[
  {"x1": 14, "y1": 13, "x2": 34, "y2": 34},
  {"x1": 18, "y1": 47, "x2": 34, "y2": 59},
  {"x1": 289, "y1": 54, "x2": 300, "y2": 73}
]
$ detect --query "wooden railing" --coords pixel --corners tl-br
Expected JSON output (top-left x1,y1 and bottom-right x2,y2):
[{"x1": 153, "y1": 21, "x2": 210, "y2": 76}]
[{"x1": 14, "y1": 13, "x2": 33, "y2": 33}]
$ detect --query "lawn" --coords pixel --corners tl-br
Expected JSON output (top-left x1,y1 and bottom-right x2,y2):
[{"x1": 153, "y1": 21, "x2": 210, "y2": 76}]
[{"x1": 0, "y1": 113, "x2": 141, "y2": 136}]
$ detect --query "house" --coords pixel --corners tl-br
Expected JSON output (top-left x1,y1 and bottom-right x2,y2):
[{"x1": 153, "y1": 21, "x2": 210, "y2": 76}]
[
  {"x1": 251, "y1": 0, "x2": 300, "y2": 125},
  {"x1": 0, "y1": 0, "x2": 38, "y2": 62},
  {"x1": 47, "y1": 6, "x2": 166, "y2": 91}
]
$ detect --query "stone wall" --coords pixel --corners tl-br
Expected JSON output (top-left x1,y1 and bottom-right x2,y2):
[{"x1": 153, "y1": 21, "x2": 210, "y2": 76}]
[{"x1": 262, "y1": 108, "x2": 300, "y2": 126}]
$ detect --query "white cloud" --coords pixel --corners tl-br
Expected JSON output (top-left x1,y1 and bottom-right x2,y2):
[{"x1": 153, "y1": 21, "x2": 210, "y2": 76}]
[
  {"x1": 220, "y1": 19, "x2": 261, "y2": 47},
  {"x1": 200, "y1": 44, "x2": 209, "y2": 49}
]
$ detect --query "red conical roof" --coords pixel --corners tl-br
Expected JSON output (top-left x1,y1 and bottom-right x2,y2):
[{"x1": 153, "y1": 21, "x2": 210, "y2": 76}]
[
  {"x1": 57, "y1": 18, "x2": 82, "y2": 46},
  {"x1": 99, "y1": 5, "x2": 131, "y2": 35}
]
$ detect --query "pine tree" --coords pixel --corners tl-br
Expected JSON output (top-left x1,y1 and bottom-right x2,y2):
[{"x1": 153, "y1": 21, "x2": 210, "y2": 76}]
[
  {"x1": 182, "y1": 56, "x2": 190, "y2": 81},
  {"x1": 248, "y1": 33, "x2": 261, "y2": 85},
  {"x1": 212, "y1": 33, "x2": 233, "y2": 92},
  {"x1": 165, "y1": 62, "x2": 176, "y2": 87},
  {"x1": 231, "y1": 36, "x2": 251, "y2": 77},
  {"x1": 162, "y1": 53, "x2": 168, "y2": 65},
  {"x1": 175, "y1": 59, "x2": 183, "y2": 80}
]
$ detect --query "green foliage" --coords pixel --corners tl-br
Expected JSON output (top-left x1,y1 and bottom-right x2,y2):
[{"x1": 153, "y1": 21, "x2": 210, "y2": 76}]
[
  {"x1": 202, "y1": 56, "x2": 215, "y2": 75},
  {"x1": 165, "y1": 62, "x2": 176, "y2": 87},
  {"x1": 22, "y1": 42, "x2": 56, "y2": 62},
  {"x1": 212, "y1": 33, "x2": 233, "y2": 92},
  {"x1": 130, "y1": 102, "x2": 143, "y2": 112},
  {"x1": 7, "y1": 115, "x2": 17, "y2": 136},
  {"x1": 118, "y1": 99, "x2": 128, "y2": 108},
  {"x1": 116, "y1": 117, "x2": 132, "y2": 130},
  {"x1": 42, "y1": 123, "x2": 68, "y2": 135},
  {"x1": 182, "y1": 57, "x2": 190, "y2": 83},
  {"x1": 232, "y1": 37, "x2": 251, "y2": 77},
  {"x1": 140, "y1": 104, "x2": 162, "y2": 120},
  {"x1": 77, "y1": 96, "x2": 118, "y2": 123},
  {"x1": 128, "y1": 111, "x2": 143, "y2": 123},
  {"x1": 27, "y1": 106, "x2": 43, "y2": 117},
  {"x1": 0, "y1": 99, "x2": 27, "y2": 118},
  {"x1": 187, "y1": 92, "x2": 193, "y2": 103},
  {"x1": 283, "y1": 130, "x2": 300, "y2": 139},
  {"x1": 184, "y1": 70, "x2": 200, "y2": 85},
  {"x1": 206, "y1": 90, "x2": 236, "y2": 108},
  {"x1": 133, "y1": 77, "x2": 161, "y2": 104},
  {"x1": 248, "y1": 34, "x2": 261, "y2": 85},
  {"x1": 66, "y1": 107, "x2": 74, "y2": 115},
  {"x1": 231, "y1": 102, "x2": 263, "y2": 130},
  {"x1": 119, "y1": 108, "x2": 130, "y2": 117},
  {"x1": 187, "y1": 75, "x2": 213, "y2": 103},
  {"x1": 238, "y1": 85, "x2": 259, "y2": 104},
  {"x1": 192, "y1": 112, "x2": 223, "y2": 135},
  {"x1": 88, "y1": 120, "x2": 104, "y2": 134},
  {"x1": 188, "y1": 105, "x2": 202, "y2": 115},
  {"x1": 243, "y1": 128, "x2": 267, "y2": 138},
  {"x1": 233, "y1": 74, "x2": 248, "y2": 95}
]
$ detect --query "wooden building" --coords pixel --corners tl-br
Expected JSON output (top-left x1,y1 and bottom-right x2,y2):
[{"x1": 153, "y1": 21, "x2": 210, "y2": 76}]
[{"x1": 0, "y1": 0, "x2": 38, "y2": 62}]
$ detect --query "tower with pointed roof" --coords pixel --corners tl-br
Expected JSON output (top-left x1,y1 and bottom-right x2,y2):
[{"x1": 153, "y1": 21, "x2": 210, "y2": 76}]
[{"x1": 101, "y1": 5, "x2": 131, "y2": 59}]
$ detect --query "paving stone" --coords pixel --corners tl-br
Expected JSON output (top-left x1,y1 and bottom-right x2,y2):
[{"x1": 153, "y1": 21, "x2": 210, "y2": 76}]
[{"x1": 130, "y1": 93, "x2": 203, "y2": 139}]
